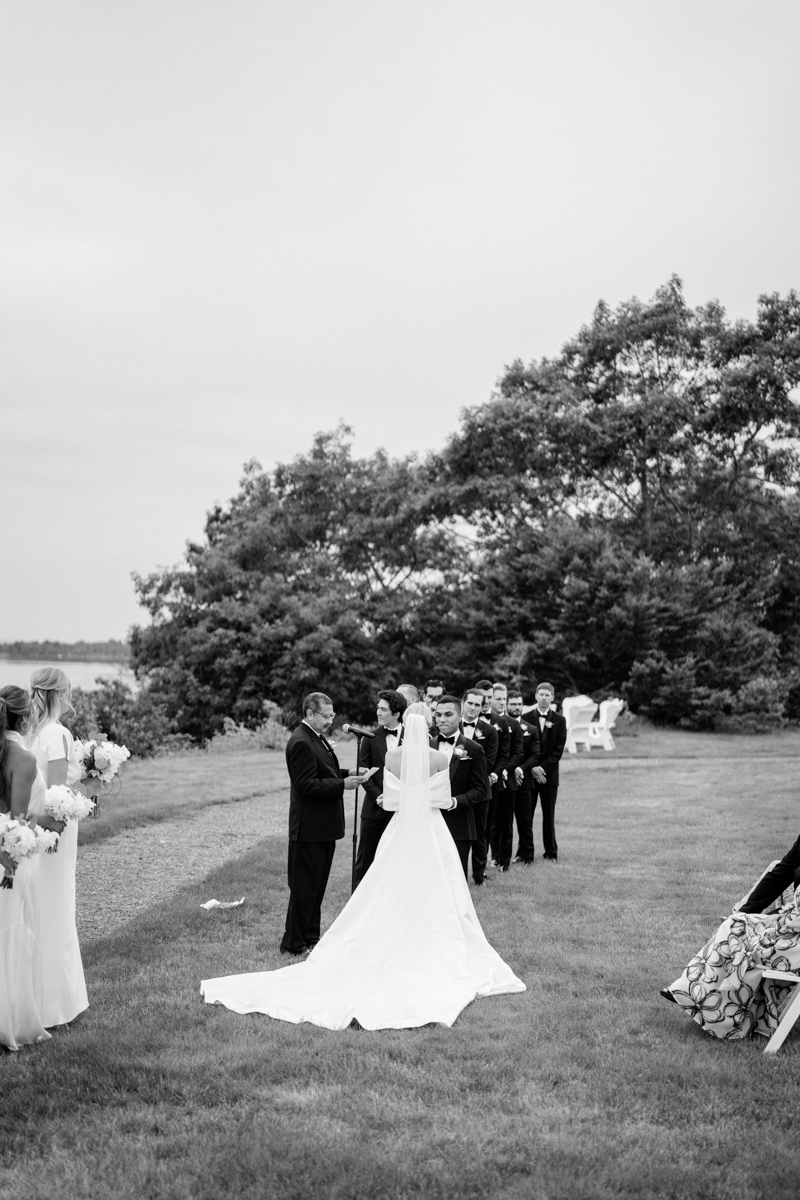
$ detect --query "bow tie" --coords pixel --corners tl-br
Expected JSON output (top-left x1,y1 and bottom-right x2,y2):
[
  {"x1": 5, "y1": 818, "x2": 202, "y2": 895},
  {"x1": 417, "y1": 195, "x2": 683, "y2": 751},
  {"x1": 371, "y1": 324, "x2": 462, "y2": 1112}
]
[
  {"x1": 438, "y1": 734, "x2": 457, "y2": 744},
  {"x1": 462, "y1": 722, "x2": 476, "y2": 729}
]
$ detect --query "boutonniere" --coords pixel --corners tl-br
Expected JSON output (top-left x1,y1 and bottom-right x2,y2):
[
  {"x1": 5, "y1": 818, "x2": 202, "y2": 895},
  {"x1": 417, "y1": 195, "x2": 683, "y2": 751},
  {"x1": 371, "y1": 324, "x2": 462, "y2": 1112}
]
[
  {"x1": 474, "y1": 729, "x2": 485, "y2": 740},
  {"x1": 452, "y1": 746, "x2": 468, "y2": 760},
  {"x1": 544, "y1": 722, "x2": 553, "y2": 730}
]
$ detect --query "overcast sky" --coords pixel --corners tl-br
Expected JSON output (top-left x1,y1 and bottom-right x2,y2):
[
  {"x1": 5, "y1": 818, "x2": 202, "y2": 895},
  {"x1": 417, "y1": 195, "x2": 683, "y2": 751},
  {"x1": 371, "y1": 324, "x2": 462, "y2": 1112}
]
[{"x1": 2, "y1": 1, "x2": 799, "y2": 642}]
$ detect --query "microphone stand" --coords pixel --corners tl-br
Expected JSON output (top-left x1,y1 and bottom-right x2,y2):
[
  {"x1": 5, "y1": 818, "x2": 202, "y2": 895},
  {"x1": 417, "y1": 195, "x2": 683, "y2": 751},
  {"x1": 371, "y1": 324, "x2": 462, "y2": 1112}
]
[{"x1": 351, "y1": 733, "x2": 364, "y2": 895}]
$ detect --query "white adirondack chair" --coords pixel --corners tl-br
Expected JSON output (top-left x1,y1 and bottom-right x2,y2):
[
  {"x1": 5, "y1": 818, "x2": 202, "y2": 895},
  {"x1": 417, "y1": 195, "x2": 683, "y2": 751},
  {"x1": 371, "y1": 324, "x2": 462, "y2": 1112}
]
[
  {"x1": 730, "y1": 863, "x2": 800, "y2": 1053},
  {"x1": 562, "y1": 695, "x2": 598, "y2": 753},
  {"x1": 587, "y1": 698, "x2": 625, "y2": 751}
]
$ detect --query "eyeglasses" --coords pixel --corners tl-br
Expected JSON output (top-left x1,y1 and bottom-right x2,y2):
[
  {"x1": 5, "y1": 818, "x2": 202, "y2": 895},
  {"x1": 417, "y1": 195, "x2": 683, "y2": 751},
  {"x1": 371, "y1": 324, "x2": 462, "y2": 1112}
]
[{"x1": 312, "y1": 709, "x2": 335, "y2": 718}]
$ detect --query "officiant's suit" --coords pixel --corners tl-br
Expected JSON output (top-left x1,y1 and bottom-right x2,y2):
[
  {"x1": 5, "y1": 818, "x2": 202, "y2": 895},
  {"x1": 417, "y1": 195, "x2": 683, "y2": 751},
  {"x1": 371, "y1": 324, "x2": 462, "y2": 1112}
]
[
  {"x1": 431, "y1": 732, "x2": 492, "y2": 878},
  {"x1": 354, "y1": 725, "x2": 402, "y2": 884},
  {"x1": 520, "y1": 710, "x2": 567, "y2": 861},
  {"x1": 281, "y1": 722, "x2": 347, "y2": 954}
]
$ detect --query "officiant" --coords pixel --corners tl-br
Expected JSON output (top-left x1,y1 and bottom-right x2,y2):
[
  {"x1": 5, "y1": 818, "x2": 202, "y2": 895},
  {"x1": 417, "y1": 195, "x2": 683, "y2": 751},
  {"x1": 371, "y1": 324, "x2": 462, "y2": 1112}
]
[
  {"x1": 281, "y1": 692, "x2": 364, "y2": 956},
  {"x1": 354, "y1": 689, "x2": 407, "y2": 885}
]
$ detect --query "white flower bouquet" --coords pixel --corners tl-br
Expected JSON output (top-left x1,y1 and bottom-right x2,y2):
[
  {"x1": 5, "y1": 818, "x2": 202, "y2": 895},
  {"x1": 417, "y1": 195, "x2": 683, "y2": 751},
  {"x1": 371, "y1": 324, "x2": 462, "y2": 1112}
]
[
  {"x1": 0, "y1": 815, "x2": 39, "y2": 888},
  {"x1": 43, "y1": 786, "x2": 96, "y2": 848},
  {"x1": 74, "y1": 739, "x2": 131, "y2": 785},
  {"x1": 34, "y1": 826, "x2": 61, "y2": 856}
]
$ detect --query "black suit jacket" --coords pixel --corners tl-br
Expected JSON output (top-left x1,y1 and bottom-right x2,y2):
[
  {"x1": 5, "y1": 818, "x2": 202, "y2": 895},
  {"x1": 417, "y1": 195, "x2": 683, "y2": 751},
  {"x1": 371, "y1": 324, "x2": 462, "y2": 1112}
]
[
  {"x1": 739, "y1": 834, "x2": 800, "y2": 913},
  {"x1": 357, "y1": 725, "x2": 402, "y2": 823},
  {"x1": 514, "y1": 717, "x2": 541, "y2": 788},
  {"x1": 285, "y1": 723, "x2": 346, "y2": 842},
  {"x1": 459, "y1": 717, "x2": 498, "y2": 772},
  {"x1": 521, "y1": 710, "x2": 567, "y2": 786},
  {"x1": 430, "y1": 733, "x2": 490, "y2": 843}
]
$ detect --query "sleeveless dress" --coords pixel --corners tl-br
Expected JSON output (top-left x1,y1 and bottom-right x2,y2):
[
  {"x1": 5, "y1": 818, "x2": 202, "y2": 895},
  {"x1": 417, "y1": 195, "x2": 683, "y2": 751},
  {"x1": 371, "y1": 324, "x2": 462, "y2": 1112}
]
[
  {"x1": 29, "y1": 721, "x2": 89, "y2": 1026},
  {"x1": 0, "y1": 736, "x2": 50, "y2": 1050},
  {"x1": 201, "y1": 765, "x2": 525, "y2": 1029}
]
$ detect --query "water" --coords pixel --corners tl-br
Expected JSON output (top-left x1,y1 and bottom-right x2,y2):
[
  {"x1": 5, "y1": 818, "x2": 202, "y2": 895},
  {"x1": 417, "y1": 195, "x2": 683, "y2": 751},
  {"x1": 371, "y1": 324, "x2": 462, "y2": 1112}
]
[{"x1": 0, "y1": 658, "x2": 135, "y2": 692}]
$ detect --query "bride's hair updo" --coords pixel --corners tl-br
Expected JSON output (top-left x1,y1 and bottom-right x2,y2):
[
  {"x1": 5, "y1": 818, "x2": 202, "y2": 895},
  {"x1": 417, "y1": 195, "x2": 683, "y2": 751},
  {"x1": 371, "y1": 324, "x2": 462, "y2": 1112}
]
[
  {"x1": 0, "y1": 686, "x2": 32, "y2": 807},
  {"x1": 404, "y1": 701, "x2": 432, "y2": 727},
  {"x1": 29, "y1": 667, "x2": 72, "y2": 740}
]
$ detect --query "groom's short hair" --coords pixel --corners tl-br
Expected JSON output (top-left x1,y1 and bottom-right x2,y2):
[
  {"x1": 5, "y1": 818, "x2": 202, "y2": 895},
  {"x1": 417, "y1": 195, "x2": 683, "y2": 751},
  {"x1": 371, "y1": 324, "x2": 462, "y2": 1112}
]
[
  {"x1": 474, "y1": 678, "x2": 493, "y2": 692},
  {"x1": 534, "y1": 682, "x2": 555, "y2": 694},
  {"x1": 377, "y1": 689, "x2": 406, "y2": 717},
  {"x1": 437, "y1": 694, "x2": 462, "y2": 712},
  {"x1": 302, "y1": 691, "x2": 332, "y2": 715}
]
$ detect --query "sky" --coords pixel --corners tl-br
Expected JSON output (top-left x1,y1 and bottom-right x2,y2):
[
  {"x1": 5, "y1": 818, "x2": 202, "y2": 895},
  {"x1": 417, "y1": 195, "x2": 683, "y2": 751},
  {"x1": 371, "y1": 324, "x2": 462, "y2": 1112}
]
[{"x1": 1, "y1": 1, "x2": 799, "y2": 642}]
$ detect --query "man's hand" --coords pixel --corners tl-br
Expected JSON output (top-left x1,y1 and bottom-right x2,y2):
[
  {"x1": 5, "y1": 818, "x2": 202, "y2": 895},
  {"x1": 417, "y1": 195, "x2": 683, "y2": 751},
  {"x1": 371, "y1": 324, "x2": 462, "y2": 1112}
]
[
  {"x1": 533, "y1": 766, "x2": 546, "y2": 785},
  {"x1": 449, "y1": 797, "x2": 458, "y2": 810},
  {"x1": 344, "y1": 775, "x2": 363, "y2": 791},
  {"x1": 489, "y1": 772, "x2": 498, "y2": 785},
  {"x1": 515, "y1": 766, "x2": 524, "y2": 784},
  {"x1": 376, "y1": 794, "x2": 385, "y2": 808}
]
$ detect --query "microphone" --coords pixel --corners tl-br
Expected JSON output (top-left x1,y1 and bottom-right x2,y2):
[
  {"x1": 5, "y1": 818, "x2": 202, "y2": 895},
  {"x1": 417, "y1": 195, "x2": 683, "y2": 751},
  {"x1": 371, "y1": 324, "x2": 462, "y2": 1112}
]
[{"x1": 341, "y1": 723, "x2": 375, "y2": 739}]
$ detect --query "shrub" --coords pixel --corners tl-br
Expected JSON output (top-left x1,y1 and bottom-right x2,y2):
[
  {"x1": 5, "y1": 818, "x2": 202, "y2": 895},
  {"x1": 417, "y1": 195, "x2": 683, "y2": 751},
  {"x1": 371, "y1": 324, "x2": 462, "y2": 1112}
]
[{"x1": 208, "y1": 703, "x2": 289, "y2": 755}]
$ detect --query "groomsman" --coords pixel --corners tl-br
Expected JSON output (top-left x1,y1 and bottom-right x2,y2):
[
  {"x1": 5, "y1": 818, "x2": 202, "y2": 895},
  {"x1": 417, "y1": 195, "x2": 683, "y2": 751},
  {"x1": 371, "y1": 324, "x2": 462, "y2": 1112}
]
[
  {"x1": 475, "y1": 678, "x2": 510, "y2": 859},
  {"x1": 432, "y1": 695, "x2": 491, "y2": 878},
  {"x1": 489, "y1": 683, "x2": 525, "y2": 871},
  {"x1": 397, "y1": 683, "x2": 420, "y2": 706},
  {"x1": 282, "y1": 692, "x2": 364, "y2": 955},
  {"x1": 460, "y1": 687, "x2": 499, "y2": 886},
  {"x1": 520, "y1": 682, "x2": 567, "y2": 862},
  {"x1": 423, "y1": 679, "x2": 445, "y2": 713},
  {"x1": 355, "y1": 689, "x2": 407, "y2": 883},
  {"x1": 506, "y1": 690, "x2": 540, "y2": 865}
]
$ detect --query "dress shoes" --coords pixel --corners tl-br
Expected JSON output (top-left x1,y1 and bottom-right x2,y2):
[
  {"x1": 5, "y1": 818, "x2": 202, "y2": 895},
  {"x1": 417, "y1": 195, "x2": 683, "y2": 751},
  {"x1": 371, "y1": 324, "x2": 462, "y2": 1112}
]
[
  {"x1": 659, "y1": 987, "x2": 678, "y2": 1005},
  {"x1": 513, "y1": 856, "x2": 533, "y2": 866},
  {"x1": 280, "y1": 945, "x2": 309, "y2": 957},
  {"x1": 543, "y1": 854, "x2": 558, "y2": 863},
  {"x1": 473, "y1": 878, "x2": 489, "y2": 887}
]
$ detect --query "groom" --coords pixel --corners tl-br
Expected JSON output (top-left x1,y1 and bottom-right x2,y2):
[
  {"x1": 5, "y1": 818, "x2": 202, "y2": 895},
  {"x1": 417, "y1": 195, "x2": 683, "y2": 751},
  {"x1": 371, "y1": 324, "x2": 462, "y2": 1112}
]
[
  {"x1": 281, "y1": 692, "x2": 363, "y2": 955},
  {"x1": 432, "y1": 695, "x2": 491, "y2": 878},
  {"x1": 354, "y1": 688, "x2": 407, "y2": 884}
]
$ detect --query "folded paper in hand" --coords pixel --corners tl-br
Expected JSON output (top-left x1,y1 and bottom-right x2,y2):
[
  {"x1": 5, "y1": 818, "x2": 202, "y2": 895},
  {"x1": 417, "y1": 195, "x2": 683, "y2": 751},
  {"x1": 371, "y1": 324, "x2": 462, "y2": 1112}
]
[{"x1": 200, "y1": 897, "x2": 245, "y2": 910}]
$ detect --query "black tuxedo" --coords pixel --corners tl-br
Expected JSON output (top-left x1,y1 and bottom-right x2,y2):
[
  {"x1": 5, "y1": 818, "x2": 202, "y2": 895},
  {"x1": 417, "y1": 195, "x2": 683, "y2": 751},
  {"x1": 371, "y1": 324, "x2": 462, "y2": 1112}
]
[
  {"x1": 461, "y1": 717, "x2": 498, "y2": 884},
  {"x1": 489, "y1": 712, "x2": 525, "y2": 868},
  {"x1": 354, "y1": 725, "x2": 403, "y2": 883},
  {"x1": 511, "y1": 716, "x2": 541, "y2": 863},
  {"x1": 430, "y1": 732, "x2": 491, "y2": 878},
  {"x1": 521, "y1": 708, "x2": 567, "y2": 860},
  {"x1": 281, "y1": 722, "x2": 347, "y2": 953}
]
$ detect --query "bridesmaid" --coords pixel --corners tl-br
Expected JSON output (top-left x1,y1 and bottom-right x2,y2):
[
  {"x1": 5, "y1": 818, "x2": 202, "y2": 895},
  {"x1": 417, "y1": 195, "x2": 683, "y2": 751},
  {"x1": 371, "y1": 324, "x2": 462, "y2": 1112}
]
[
  {"x1": 0, "y1": 686, "x2": 49, "y2": 1050},
  {"x1": 28, "y1": 667, "x2": 89, "y2": 1028}
]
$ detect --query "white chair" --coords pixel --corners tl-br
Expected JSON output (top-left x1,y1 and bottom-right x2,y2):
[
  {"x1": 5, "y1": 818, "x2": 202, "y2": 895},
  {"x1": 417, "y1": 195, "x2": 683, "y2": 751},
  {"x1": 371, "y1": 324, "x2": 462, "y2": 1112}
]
[
  {"x1": 561, "y1": 695, "x2": 598, "y2": 753},
  {"x1": 730, "y1": 863, "x2": 800, "y2": 1053},
  {"x1": 587, "y1": 698, "x2": 625, "y2": 751},
  {"x1": 761, "y1": 970, "x2": 800, "y2": 1053}
]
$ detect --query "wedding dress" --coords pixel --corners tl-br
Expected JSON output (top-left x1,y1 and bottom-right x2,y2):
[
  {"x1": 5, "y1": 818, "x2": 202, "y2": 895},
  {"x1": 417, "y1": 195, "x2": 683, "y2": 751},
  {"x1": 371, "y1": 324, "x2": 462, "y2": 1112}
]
[
  {"x1": 29, "y1": 720, "x2": 89, "y2": 1026},
  {"x1": 201, "y1": 714, "x2": 525, "y2": 1029},
  {"x1": 0, "y1": 733, "x2": 50, "y2": 1050}
]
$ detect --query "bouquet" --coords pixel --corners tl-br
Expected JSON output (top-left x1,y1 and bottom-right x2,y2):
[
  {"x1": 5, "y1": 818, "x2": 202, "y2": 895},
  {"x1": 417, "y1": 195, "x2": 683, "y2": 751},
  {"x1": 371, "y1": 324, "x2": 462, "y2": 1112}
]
[
  {"x1": 0, "y1": 815, "x2": 39, "y2": 888},
  {"x1": 73, "y1": 739, "x2": 131, "y2": 811},
  {"x1": 34, "y1": 826, "x2": 61, "y2": 856},
  {"x1": 44, "y1": 786, "x2": 96, "y2": 848}
]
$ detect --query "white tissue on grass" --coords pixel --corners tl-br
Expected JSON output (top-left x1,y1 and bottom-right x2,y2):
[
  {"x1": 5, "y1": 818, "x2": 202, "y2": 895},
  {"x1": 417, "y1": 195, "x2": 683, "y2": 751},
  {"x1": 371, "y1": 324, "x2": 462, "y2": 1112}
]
[{"x1": 200, "y1": 898, "x2": 245, "y2": 910}]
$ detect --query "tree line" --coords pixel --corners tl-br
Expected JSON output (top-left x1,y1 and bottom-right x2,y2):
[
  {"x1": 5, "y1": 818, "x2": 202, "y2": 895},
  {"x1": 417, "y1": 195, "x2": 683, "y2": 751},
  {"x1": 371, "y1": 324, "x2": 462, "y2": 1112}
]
[{"x1": 117, "y1": 277, "x2": 800, "y2": 744}]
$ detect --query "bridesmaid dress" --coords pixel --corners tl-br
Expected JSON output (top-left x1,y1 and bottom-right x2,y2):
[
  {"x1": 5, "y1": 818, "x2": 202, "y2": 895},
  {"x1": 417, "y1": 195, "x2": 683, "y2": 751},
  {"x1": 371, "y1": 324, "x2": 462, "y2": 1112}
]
[
  {"x1": 29, "y1": 720, "x2": 89, "y2": 1027},
  {"x1": 0, "y1": 732, "x2": 50, "y2": 1050}
]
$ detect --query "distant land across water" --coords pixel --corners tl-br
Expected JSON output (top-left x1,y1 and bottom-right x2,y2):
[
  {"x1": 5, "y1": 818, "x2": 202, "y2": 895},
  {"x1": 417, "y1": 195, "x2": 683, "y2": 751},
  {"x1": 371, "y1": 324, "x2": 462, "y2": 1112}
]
[
  {"x1": 0, "y1": 640, "x2": 130, "y2": 662},
  {"x1": 0, "y1": 641, "x2": 133, "y2": 692}
]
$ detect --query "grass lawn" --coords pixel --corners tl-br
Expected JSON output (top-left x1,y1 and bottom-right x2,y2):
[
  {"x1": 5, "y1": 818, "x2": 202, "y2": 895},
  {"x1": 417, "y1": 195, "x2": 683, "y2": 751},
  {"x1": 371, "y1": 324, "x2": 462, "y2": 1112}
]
[{"x1": 2, "y1": 729, "x2": 800, "y2": 1199}]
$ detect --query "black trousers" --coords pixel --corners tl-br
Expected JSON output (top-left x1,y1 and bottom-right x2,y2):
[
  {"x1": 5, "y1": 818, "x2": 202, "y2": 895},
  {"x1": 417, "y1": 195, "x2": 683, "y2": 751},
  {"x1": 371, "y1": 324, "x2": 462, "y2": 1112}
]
[
  {"x1": 453, "y1": 839, "x2": 471, "y2": 879},
  {"x1": 532, "y1": 783, "x2": 559, "y2": 859},
  {"x1": 354, "y1": 812, "x2": 393, "y2": 885},
  {"x1": 492, "y1": 788, "x2": 516, "y2": 867},
  {"x1": 281, "y1": 839, "x2": 336, "y2": 953},
  {"x1": 514, "y1": 788, "x2": 534, "y2": 862},
  {"x1": 470, "y1": 798, "x2": 490, "y2": 882}
]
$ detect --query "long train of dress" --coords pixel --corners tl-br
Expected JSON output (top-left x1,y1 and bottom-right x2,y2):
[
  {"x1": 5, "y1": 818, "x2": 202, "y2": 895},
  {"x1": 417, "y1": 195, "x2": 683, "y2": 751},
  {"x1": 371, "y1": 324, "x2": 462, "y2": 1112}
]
[{"x1": 201, "y1": 759, "x2": 525, "y2": 1030}]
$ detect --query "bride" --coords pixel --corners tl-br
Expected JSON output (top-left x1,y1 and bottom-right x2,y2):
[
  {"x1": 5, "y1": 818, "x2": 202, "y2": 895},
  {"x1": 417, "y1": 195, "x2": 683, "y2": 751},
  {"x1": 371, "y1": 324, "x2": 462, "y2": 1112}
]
[{"x1": 201, "y1": 704, "x2": 525, "y2": 1029}]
